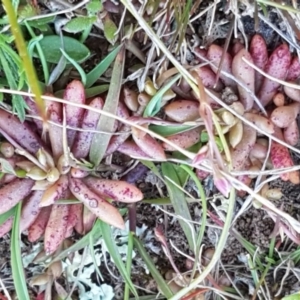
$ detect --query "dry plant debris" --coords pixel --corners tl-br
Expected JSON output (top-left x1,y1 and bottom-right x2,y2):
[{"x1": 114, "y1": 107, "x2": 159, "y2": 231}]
[{"x1": 2, "y1": 0, "x2": 300, "y2": 299}]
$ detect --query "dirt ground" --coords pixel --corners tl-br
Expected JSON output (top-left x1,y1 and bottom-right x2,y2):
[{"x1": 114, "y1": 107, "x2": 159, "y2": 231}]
[{"x1": 1, "y1": 1, "x2": 300, "y2": 299}]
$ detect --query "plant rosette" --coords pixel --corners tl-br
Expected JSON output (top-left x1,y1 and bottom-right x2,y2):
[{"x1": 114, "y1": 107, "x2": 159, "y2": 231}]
[{"x1": 0, "y1": 79, "x2": 144, "y2": 256}]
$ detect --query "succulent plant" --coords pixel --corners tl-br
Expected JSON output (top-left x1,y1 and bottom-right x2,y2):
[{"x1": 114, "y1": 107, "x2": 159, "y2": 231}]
[{"x1": 0, "y1": 80, "x2": 143, "y2": 255}]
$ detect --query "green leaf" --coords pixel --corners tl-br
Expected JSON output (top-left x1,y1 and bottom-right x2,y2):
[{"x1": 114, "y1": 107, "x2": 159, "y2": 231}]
[
  {"x1": 133, "y1": 235, "x2": 173, "y2": 298},
  {"x1": 0, "y1": 157, "x2": 16, "y2": 175},
  {"x1": 86, "y1": 45, "x2": 121, "y2": 88},
  {"x1": 12, "y1": 0, "x2": 20, "y2": 11},
  {"x1": 149, "y1": 124, "x2": 195, "y2": 137},
  {"x1": 63, "y1": 16, "x2": 97, "y2": 33},
  {"x1": 143, "y1": 74, "x2": 181, "y2": 117},
  {"x1": 86, "y1": 84, "x2": 110, "y2": 97},
  {"x1": 0, "y1": 34, "x2": 14, "y2": 44},
  {"x1": 25, "y1": 21, "x2": 50, "y2": 83},
  {"x1": 173, "y1": 164, "x2": 189, "y2": 187},
  {"x1": 18, "y1": 3, "x2": 38, "y2": 19},
  {"x1": 161, "y1": 162, "x2": 195, "y2": 250},
  {"x1": 124, "y1": 231, "x2": 134, "y2": 300},
  {"x1": 86, "y1": 0, "x2": 102, "y2": 14},
  {"x1": 0, "y1": 40, "x2": 22, "y2": 65},
  {"x1": 140, "y1": 160, "x2": 164, "y2": 182},
  {"x1": 89, "y1": 46, "x2": 124, "y2": 166},
  {"x1": 89, "y1": 233, "x2": 104, "y2": 281},
  {"x1": 0, "y1": 206, "x2": 15, "y2": 226},
  {"x1": 79, "y1": 24, "x2": 93, "y2": 43},
  {"x1": 261, "y1": 3, "x2": 268, "y2": 15},
  {"x1": 142, "y1": 197, "x2": 171, "y2": 205},
  {"x1": 103, "y1": 16, "x2": 118, "y2": 45},
  {"x1": 60, "y1": 48, "x2": 87, "y2": 85},
  {"x1": 129, "y1": 297, "x2": 165, "y2": 300},
  {"x1": 11, "y1": 202, "x2": 30, "y2": 300},
  {"x1": 100, "y1": 221, "x2": 139, "y2": 298},
  {"x1": 282, "y1": 292, "x2": 300, "y2": 300},
  {"x1": 48, "y1": 55, "x2": 67, "y2": 86},
  {"x1": 27, "y1": 34, "x2": 43, "y2": 58},
  {"x1": 0, "y1": 48, "x2": 18, "y2": 88},
  {"x1": 25, "y1": 16, "x2": 55, "y2": 31},
  {"x1": 200, "y1": 131, "x2": 223, "y2": 152},
  {"x1": 33, "y1": 35, "x2": 90, "y2": 64},
  {"x1": 180, "y1": 165, "x2": 207, "y2": 280},
  {"x1": 12, "y1": 95, "x2": 26, "y2": 122},
  {"x1": 0, "y1": 48, "x2": 26, "y2": 121},
  {"x1": 54, "y1": 84, "x2": 110, "y2": 99},
  {"x1": 171, "y1": 142, "x2": 202, "y2": 160}
]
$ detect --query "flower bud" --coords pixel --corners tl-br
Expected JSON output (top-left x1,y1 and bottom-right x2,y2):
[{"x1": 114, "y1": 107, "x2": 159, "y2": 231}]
[
  {"x1": 144, "y1": 78, "x2": 157, "y2": 96},
  {"x1": 220, "y1": 111, "x2": 236, "y2": 126},
  {"x1": 47, "y1": 167, "x2": 60, "y2": 183},
  {"x1": 57, "y1": 155, "x2": 70, "y2": 175},
  {"x1": 37, "y1": 148, "x2": 54, "y2": 169},
  {"x1": 27, "y1": 166, "x2": 47, "y2": 180},
  {"x1": 213, "y1": 170, "x2": 231, "y2": 198}
]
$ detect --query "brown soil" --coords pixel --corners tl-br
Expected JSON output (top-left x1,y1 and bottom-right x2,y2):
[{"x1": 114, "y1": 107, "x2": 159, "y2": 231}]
[{"x1": 1, "y1": 1, "x2": 300, "y2": 300}]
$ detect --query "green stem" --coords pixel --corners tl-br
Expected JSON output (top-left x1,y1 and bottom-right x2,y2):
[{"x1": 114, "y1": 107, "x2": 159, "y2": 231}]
[
  {"x1": 2, "y1": 0, "x2": 46, "y2": 121},
  {"x1": 24, "y1": 21, "x2": 49, "y2": 84}
]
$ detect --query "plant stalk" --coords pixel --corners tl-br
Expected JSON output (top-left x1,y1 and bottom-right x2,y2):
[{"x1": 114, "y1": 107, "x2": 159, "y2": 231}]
[{"x1": 2, "y1": 0, "x2": 46, "y2": 122}]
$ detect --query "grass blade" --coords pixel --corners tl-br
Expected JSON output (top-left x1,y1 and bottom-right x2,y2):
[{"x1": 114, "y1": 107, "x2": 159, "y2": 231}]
[
  {"x1": 99, "y1": 221, "x2": 138, "y2": 298},
  {"x1": 89, "y1": 45, "x2": 125, "y2": 166},
  {"x1": 85, "y1": 44, "x2": 122, "y2": 88},
  {"x1": 175, "y1": 164, "x2": 190, "y2": 187},
  {"x1": 170, "y1": 188, "x2": 236, "y2": 300},
  {"x1": 60, "y1": 48, "x2": 87, "y2": 86},
  {"x1": 11, "y1": 202, "x2": 30, "y2": 300},
  {"x1": 85, "y1": 85, "x2": 110, "y2": 98},
  {"x1": 25, "y1": 22, "x2": 49, "y2": 84},
  {"x1": 180, "y1": 165, "x2": 207, "y2": 280},
  {"x1": 48, "y1": 55, "x2": 67, "y2": 86},
  {"x1": 124, "y1": 231, "x2": 134, "y2": 300},
  {"x1": 140, "y1": 160, "x2": 164, "y2": 182},
  {"x1": 129, "y1": 297, "x2": 164, "y2": 300},
  {"x1": 149, "y1": 124, "x2": 194, "y2": 136},
  {"x1": 0, "y1": 206, "x2": 16, "y2": 226},
  {"x1": 161, "y1": 162, "x2": 195, "y2": 250},
  {"x1": 133, "y1": 235, "x2": 173, "y2": 298},
  {"x1": 143, "y1": 74, "x2": 181, "y2": 117},
  {"x1": 89, "y1": 233, "x2": 104, "y2": 281},
  {"x1": 54, "y1": 84, "x2": 109, "y2": 99}
]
